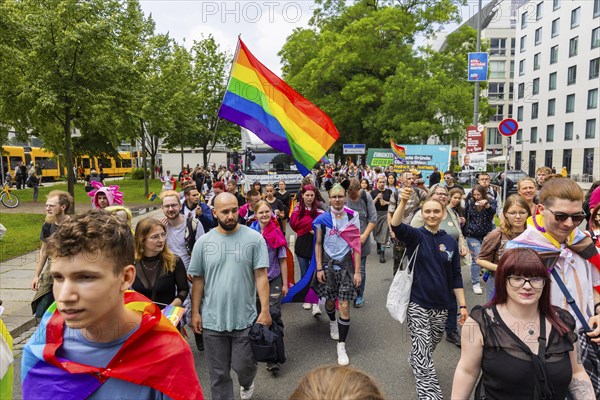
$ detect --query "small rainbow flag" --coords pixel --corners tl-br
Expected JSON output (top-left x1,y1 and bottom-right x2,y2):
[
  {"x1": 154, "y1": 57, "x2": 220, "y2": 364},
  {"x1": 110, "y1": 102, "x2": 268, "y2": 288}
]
[
  {"x1": 390, "y1": 140, "x2": 406, "y2": 164},
  {"x1": 147, "y1": 191, "x2": 157, "y2": 202},
  {"x1": 161, "y1": 305, "x2": 185, "y2": 327},
  {"x1": 218, "y1": 38, "x2": 340, "y2": 176}
]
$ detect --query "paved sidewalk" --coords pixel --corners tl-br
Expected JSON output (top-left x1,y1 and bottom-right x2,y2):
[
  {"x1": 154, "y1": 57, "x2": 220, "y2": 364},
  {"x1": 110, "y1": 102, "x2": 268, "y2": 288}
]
[{"x1": 0, "y1": 207, "x2": 165, "y2": 337}]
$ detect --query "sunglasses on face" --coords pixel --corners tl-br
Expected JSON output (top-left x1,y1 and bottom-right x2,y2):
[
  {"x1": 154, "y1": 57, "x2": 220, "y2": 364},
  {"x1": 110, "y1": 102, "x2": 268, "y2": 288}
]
[{"x1": 546, "y1": 208, "x2": 587, "y2": 224}]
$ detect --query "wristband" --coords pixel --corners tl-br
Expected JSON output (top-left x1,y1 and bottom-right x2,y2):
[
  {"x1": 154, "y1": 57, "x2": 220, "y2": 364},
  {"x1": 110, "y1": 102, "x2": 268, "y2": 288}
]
[
  {"x1": 459, "y1": 306, "x2": 467, "y2": 309},
  {"x1": 317, "y1": 269, "x2": 323, "y2": 272}
]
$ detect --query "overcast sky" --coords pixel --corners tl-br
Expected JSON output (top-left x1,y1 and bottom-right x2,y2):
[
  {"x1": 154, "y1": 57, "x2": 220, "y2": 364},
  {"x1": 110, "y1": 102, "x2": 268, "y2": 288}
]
[{"x1": 139, "y1": 1, "x2": 487, "y2": 76}]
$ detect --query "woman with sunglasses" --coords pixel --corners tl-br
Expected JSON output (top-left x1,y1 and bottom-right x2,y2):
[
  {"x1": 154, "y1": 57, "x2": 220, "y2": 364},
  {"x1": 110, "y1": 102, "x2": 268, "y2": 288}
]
[
  {"x1": 452, "y1": 248, "x2": 593, "y2": 399},
  {"x1": 132, "y1": 218, "x2": 188, "y2": 311},
  {"x1": 477, "y1": 195, "x2": 532, "y2": 302}
]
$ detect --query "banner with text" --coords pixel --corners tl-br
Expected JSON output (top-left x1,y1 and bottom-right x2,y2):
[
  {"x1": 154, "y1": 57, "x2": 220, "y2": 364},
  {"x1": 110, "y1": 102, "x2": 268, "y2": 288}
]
[
  {"x1": 366, "y1": 145, "x2": 451, "y2": 181},
  {"x1": 466, "y1": 125, "x2": 485, "y2": 153}
]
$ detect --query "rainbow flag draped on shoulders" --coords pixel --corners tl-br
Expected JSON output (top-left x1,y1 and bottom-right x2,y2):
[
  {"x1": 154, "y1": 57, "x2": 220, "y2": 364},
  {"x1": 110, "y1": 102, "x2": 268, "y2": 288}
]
[
  {"x1": 218, "y1": 38, "x2": 340, "y2": 176},
  {"x1": 21, "y1": 291, "x2": 203, "y2": 400},
  {"x1": 283, "y1": 206, "x2": 361, "y2": 303}
]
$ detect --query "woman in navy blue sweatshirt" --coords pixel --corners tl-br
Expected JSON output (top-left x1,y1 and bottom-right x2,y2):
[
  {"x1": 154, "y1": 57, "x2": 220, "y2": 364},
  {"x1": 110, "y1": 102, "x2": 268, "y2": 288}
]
[{"x1": 391, "y1": 187, "x2": 468, "y2": 400}]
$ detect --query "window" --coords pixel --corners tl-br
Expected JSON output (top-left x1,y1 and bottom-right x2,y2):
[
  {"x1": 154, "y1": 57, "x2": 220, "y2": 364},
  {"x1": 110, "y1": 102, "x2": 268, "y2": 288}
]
[
  {"x1": 492, "y1": 105, "x2": 504, "y2": 121},
  {"x1": 552, "y1": 18, "x2": 560, "y2": 37},
  {"x1": 546, "y1": 125, "x2": 554, "y2": 142},
  {"x1": 536, "y1": 2, "x2": 543, "y2": 20},
  {"x1": 517, "y1": 106, "x2": 524, "y2": 121},
  {"x1": 519, "y1": 59, "x2": 525, "y2": 76},
  {"x1": 571, "y1": 7, "x2": 580, "y2": 28},
  {"x1": 490, "y1": 38, "x2": 507, "y2": 56},
  {"x1": 595, "y1": 0, "x2": 600, "y2": 17},
  {"x1": 593, "y1": 28, "x2": 600, "y2": 49},
  {"x1": 545, "y1": 150, "x2": 553, "y2": 169},
  {"x1": 583, "y1": 148, "x2": 595, "y2": 176},
  {"x1": 529, "y1": 152, "x2": 537, "y2": 178},
  {"x1": 548, "y1": 98, "x2": 556, "y2": 116},
  {"x1": 518, "y1": 83, "x2": 525, "y2": 99},
  {"x1": 520, "y1": 35, "x2": 527, "y2": 52},
  {"x1": 549, "y1": 72, "x2": 557, "y2": 90},
  {"x1": 565, "y1": 122, "x2": 573, "y2": 140},
  {"x1": 569, "y1": 37, "x2": 578, "y2": 57},
  {"x1": 508, "y1": 104, "x2": 513, "y2": 117},
  {"x1": 515, "y1": 151, "x2": 522, "y2": 171},
  {"x1": 517, "y1": 129, "x2": 523, "y2": 142},
  {"x1": 550, "y1": 45, "x2": 558, "y2": 64},
  {"x1": 535, "y1": 28, "x2": 542, "y2": 45},
  {"x1": 511, "y1": 38, "x2": 516, "y2": 56},
  {"x1": 586, "y1": 119, "x2": 597, "y2": 139},
  {"x1": 553, "y1": 0, "x2": 560, "y2": 11},
  {"x1": 532, "y1": 78, "x2": 540, "y2": 95},
  {"x1": 567, "y1": 65, "x2": 577, "y2": 85},
  {"x1": 488, "y1": 82, "x2": 505, "y2": 99},
  {"x1": 591, "y1": 58, "x2": 600, "y2": 79},
  {"x1": 531, "y1": 127, "x2": 538, "y2": 143},
  {"x1": 588, "y1": 89, "x2": 598, "y2": 109},
  {"x1": 509, "y1": 83, "x2": 514, "y2": 99},
  {"x1": 534, "y1": 53, "x2": 541, "y2": 70},
  {"x1": 487, "y1": 128, "x2": 502, "y2": 145},
  {"x1": 510, "y1": 60, "x2": 515, "y2": 78},
  {"x1": 522, "y1": 11, "x2": 528, "y2": 28},
  {"x1": 531, "y1": 102, "x2": 539, "y2": 119},
  {"x1": 489, "y1": 60, "x2": 506, "y2": 79},
  {"x1": 563, "y1": 149, "x2": 572, "y2": 174},
  {"x1": 566, "y1": 94, "x2": 575, "y2": 113}
]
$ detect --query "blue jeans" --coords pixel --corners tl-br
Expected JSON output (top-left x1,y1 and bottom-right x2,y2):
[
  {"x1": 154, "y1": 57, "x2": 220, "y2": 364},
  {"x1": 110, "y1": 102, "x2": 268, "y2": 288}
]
[
  {"x1": 357, "y1": 255, "x2": 367, "y2": 298},
  {"x1": 466, "y1": 237, "x2": 482, "y2": 286},
  {"x1": 484, "y1": 273, "x2": 496, "y2": 302},
  {"x1": 297, "y1": 256, "x2": 310, "y2": 279}
]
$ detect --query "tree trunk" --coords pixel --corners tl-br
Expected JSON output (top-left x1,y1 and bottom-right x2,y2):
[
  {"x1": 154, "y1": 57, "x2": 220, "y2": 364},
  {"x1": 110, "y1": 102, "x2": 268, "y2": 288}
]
[
  {"x1": 64, "y1": 108, "x2": 75, "y2": 212},
  {"x1": 140, "y1": 118, "x2": 148, "y2": 196},
  {"x1": 203, "y1": 147, "x2": 208, "y2": 169}
]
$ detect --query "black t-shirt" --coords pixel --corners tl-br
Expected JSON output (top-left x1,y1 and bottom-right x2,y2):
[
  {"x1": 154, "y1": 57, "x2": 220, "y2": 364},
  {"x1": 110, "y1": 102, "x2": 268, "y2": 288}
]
[
  {"x1": 370, "y1": 188, "x2": 392, "y2": 212},
  {"x1": 40, "y1": 222, "x2": 59, "y2": 242},
  {"x1": 428, "y1": 171, "x2": 441, "y2": 186}
]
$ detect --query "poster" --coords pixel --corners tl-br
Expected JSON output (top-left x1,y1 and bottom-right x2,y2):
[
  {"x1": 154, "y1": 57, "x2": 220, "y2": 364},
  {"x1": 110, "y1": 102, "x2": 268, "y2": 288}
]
[
  {"x1": 466, "y1": 125, "x2": 485, "y2": 153},
  {"x1": 366, "y1": 145, "x2": 452, "y2": 181}
]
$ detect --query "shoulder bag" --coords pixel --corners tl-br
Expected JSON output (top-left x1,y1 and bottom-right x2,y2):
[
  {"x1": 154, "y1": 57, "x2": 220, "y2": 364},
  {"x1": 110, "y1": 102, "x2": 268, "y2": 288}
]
[{"x1": 386, "y1": 245, "x2": 420, "y2": 323}]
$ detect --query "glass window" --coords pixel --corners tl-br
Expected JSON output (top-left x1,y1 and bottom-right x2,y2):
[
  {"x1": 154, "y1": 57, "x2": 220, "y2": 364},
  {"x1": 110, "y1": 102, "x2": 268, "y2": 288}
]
[
  {"x1": 553, "y1": 0, "x2": 560, "y2": 11},
  {"x1": 517, "y1": 106, "x2": 524, "y2": 121},
  {"x1": 548, "y1": 98, "x2": 556, "y2": 116},
  {"x1": 583, "y1": 149, "x2": 595, "y2": 176},
  {"x1": 593, "y1": 28, "x2": 600, "y2": 49},
  {"x1": 532, "y1": 78, "x2": 540, "y2": 95},
  {"x1": 489, "y1": 60, "x2": 506, "y2": 79},
  {"x1": 531, "y1": 127, "x2": 538, "y2": 143},
  {"x1": 490, "y1": 38, "x2": 507, "y2": 56},
  {"x1": 565, "y1": 122, "x2": 574, "y2": 140},
  {"x1": 511, "y1": 38, "x2": 516, "y2": 55},
  {"x1": 567, "y1": 65, "x2": 577, "y2": 85},
  {"x1": 546, "y1": 125, "x2": 554, "y2": 142},
  {"x1": 492, "y1": 105, "x2": 504, "y2": 121},
  {"x1": 588, "y1": 89, "x2": 598, "y2": 109},
  {"x1": 550, "y1": 45, "x2": 559, "y2": 64},
  {"x1": 586, "y1": 119, "x2": 597, "y2": 139},
  {"x1": 569, "y1": 37, "x2": 578, "y2": 57},
  {"x1": 545, "y1": 150, "x2": 553, "y2": 169},
  {"x1": 488, "y1": 82, "x2": 505, "y2": 99},
  {"x1": 595, "y1": 0, "x2": 600, "y2": 17},
  {"x1": 519, "y1": 59, "x2": 525, "y2": 76},
  {"x1": 522, "y1": 11, "x2": 528, "y2": 28},
  {"x1": 536, "y1": 2, "x2": 543, "y2": 20},
  {"x1": 563, "y1": 149, "x2": 572, "y2": 173},
  {"x1": 517, "y1": 129, "x2": 523, "y2": 142},
  {"x1": 508, "y1": 104, "x2": 513, "y2": 117},
  {"x1": 552, "y1": 18, "x2": 560, "y2": 37},
  {"x1": 520, "y1": 35, "x2": 527, "y2": 52},
  {"x1": 487, "y1": 128, "x2": 502, "y2": 145},
  {"x1": 571, "y1": 7, "x2": 580, "y2": 28},
  {"x1": 590, "y1": 58, "x2": 600, "y2": 79},
  {"x1": 509, "y1": 83, "x2": 514, "y2": 99},
  {"x1": 510, "y1": 60, "x2": 515, "y2": 78},
  {"x1": 533, "y1": 28, "x2": 541, "y2": 46},
  {"x1": 518, "y1": 83, "x2": 525, "y2": 99},
  {"x1": 549, "y1": 72, "x2": 557, "y2": 90},
  {"x1": 531, "y1": 102, "x2": 539, "y2": 119},
  {"x1": 566, "y1": 94, "x2": 575, "y2": 113},
  {"x1": 534, "y1": 53, "x2": 541, "y2": 70}
]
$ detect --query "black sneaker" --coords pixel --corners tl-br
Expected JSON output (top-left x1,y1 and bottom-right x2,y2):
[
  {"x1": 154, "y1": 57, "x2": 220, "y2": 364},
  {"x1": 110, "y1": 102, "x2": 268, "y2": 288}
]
[
  {"x1": 446, "y1": 331, "x2": 461, "y2": 347},
  {"x1": 266, "y1": 362, "x2": 280, "y2": 371},
  {"x1": 379, "y1": 253, "x2": 386, "y2": 263}
]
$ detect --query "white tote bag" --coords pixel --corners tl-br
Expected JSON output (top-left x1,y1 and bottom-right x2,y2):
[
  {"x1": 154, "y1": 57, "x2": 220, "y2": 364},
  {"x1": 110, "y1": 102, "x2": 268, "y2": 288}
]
[{"x1": 386, "y1": 245, "x2": 420, "y2": 323}]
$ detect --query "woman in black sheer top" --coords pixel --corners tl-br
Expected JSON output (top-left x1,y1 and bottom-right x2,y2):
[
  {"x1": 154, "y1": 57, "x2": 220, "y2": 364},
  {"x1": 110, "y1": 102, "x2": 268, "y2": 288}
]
[
  {"x1": 452, "y1": 248, "x2": 593, "y2": 399},
  {"x1": 132, "y1": 218, "x2": 188, "y2": 309}
]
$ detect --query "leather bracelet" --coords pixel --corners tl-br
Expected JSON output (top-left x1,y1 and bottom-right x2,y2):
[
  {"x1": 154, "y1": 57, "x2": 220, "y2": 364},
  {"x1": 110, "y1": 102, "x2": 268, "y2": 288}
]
[
  {"x1": 317, "y1": 269, "x2": 323, "y2": 272},
  {"x1": 459, "y1": 306, "x2": 467, "y2": 309}
]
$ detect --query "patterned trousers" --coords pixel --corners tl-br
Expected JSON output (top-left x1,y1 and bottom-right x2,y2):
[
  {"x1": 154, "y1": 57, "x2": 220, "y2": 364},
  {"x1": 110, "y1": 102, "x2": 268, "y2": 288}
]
[{"x1": 407, "y1": 302, "x2": 447, "y2": 400}]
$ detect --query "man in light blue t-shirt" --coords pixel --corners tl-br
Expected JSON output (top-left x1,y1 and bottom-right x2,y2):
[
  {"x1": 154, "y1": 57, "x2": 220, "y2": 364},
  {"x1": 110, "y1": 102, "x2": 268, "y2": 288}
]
[{"x1": 190, "y1": 192, "x2": 271, "y2": 400}]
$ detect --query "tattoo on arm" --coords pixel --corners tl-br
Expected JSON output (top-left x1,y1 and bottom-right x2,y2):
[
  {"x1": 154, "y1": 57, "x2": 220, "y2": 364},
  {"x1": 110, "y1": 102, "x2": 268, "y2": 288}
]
[{"x1": 568, "y1": 378, "x2": 593, "y2": 400}]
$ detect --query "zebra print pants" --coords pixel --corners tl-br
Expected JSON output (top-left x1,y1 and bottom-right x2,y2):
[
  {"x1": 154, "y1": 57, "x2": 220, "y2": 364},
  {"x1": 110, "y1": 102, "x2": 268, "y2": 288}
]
[{"x1": 407, "y1": 302, "x2": 448, "y2": 400}]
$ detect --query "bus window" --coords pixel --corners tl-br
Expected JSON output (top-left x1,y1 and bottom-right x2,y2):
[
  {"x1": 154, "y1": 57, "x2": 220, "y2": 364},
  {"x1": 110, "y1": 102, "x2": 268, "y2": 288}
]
[
  {"x1": 82, "y1": 158, "x2": 91, "y2": 169},
  {"x1": 35, "y1": 157, "x2": 58, "y2": 169},
  {"x1": 9, "y1": 156, "x2": 23, "y2": 169},
  {"x1": 98, "y1": 158, "x2": 112, "y2": 168},
  {"x1": 121, "y1": 159, "x2": 132, "y2": 168}
]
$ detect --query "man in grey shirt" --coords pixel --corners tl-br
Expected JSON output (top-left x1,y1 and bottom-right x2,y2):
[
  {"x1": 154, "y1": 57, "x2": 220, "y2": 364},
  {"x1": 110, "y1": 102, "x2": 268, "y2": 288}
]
[{"x1": 344, "y1": 178, "x2": 376, "y2": 308}]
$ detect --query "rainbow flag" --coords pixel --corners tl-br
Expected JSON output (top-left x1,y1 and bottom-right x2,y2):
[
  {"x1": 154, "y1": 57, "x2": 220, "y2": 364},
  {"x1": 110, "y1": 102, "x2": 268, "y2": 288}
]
[
  {"x1": 161, "y1": 305, "x2": 185, "y2": 327},
  {"x1": 218, "y1": 39, "x2": 340, "y2": 176},
  {"x1": 390, "y1": 140, "x2": 406, "y2": 164}
]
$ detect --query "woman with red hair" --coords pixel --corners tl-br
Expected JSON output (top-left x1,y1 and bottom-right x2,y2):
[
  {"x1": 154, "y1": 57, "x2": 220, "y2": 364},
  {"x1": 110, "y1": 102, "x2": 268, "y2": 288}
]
[{"x1": 452, "y1": 247, "x2": 593, "y2": 399}]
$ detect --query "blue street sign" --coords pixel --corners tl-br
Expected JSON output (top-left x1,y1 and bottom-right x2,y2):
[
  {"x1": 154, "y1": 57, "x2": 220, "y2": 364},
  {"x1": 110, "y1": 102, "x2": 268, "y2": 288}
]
[
  {"x1": 343, "y1": 144, "x2": 366, "y2": 154},
  {"x1": 498, "y1": 118, "x2": 519, "y2": 136},
  {"x1": 467, "y1": 52, "x2": 489, "y2": 82}
]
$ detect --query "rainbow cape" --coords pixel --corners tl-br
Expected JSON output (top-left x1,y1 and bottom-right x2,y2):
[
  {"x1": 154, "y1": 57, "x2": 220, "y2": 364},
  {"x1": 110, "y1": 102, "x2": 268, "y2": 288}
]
[
  {"x1": 283, "y1": 207, "x2": 361, "y2": 303},
  {"x1": 250, "y1": 216, "x2": 296, "y2": 285},
  {"x1": 390, "y1": 140, "x2": 406, "y2": 164},
  {"x1": 21, "y1": 291, "x2": 203, "y2": 400},
  {"x1": 218, "y1": 38, "x2": 340, "y2": 176}
]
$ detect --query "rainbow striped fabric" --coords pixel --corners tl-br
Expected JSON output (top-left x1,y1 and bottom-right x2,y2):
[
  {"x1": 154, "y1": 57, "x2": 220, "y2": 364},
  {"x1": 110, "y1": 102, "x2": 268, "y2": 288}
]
[
  {"x1": 390, "y1": 140, "x2": 406, "y2": 164},
  {"x1": 218, "y1": 39, "x2": 340, "y2": 176}
]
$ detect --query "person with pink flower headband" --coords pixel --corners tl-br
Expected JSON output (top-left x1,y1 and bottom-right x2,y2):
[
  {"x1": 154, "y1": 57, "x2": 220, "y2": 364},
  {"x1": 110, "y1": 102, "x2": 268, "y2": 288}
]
[{"x1": 87, "y1": 181, "x2": 124, "y2": 209}]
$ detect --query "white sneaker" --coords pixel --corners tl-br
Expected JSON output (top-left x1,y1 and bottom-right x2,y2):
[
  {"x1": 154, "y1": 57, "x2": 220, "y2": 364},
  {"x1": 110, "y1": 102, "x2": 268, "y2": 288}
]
[
  {"x1": 302, "y1": 302, "x2": 311, "y2": 310},
  {"x1": 330, "y1": 321, "x2": 339, "y2": 340},
  {"x1": 473, "y1": 283, "x2": 483, "y2": 295},
  {"x1": 337, "y1": 342, "x2": 349, "y2": 365},
  {"x1": 240, "y1": 381, "x2": 255, "y2": 400},
  {"x1": 312, "y1": 304, "x2": 322, "y2": 316}
]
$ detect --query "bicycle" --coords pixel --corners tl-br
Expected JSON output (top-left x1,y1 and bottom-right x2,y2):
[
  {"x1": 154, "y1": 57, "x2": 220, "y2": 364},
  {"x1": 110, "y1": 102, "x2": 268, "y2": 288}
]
[{"x1": 1, "y1": 182, "x2": 19, "y2": 208}]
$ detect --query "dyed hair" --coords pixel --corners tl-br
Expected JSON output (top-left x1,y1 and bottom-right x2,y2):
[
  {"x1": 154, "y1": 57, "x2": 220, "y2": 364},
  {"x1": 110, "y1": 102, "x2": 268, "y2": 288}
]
[
  {"x1": 298, "y1": 184, "x2": 321, "y2": 219},
  {"x1": 289, "y1": 365, "x2": 385, "y2": 400},
  {"x1": 589, "y1": 203, "x2": 600, "y2": 230},
  {"x1": 134, "y1": 218, "x2": 176, "y2": 273},
  {"x1": 329, "y1": 183, "x2": 345, "y2": 197},
  {"x1": 46, "y1": 210, "x2": 133, "y2": 275},
  {"x1": 489, "y1": 248, "x2": 569, "y2": 336},
  {"x1": 500, "y1": 195, "x2": 531, "y2": 235},
  {"x1": 539, "y1": 176, "x2": 583, "y2": 207},
  {"x1": 104, "y1": 205, "x2": 133, "y2": 228}
]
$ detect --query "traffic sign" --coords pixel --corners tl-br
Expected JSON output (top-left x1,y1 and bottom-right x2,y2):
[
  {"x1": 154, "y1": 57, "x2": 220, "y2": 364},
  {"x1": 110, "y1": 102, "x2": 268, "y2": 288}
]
[
  {"x1": 498, "y1": 118, "x2": 519, "y2": 136},
  {"x1": 343, "y1": 144, "x2": 366, "y2": 155}
]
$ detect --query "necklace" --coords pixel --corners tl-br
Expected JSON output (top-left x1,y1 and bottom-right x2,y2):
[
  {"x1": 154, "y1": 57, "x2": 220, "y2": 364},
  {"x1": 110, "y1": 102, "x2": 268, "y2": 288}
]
[
  {"x1": 505, "y1": 304, "x2": 538, "y2": 336},
  {"x1": 141, "y1": 259, "x2": 159, "y2": 271},
  {"x1": 331, "y1": 209, "x2": 345, "y2": 217}
]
